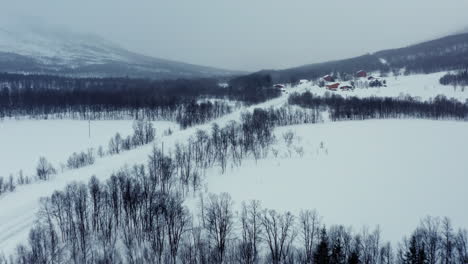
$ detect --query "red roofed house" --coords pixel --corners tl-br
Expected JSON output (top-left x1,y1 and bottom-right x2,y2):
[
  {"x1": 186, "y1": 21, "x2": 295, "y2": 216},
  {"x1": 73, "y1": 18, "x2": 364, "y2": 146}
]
[
  {"x1": 322, "y1": 75, "x2": 334, "y2": 82},
  {"x1": 326, "y1": 83, "x2": 340, "y2": 91},
  {"x1": 356, "y1": 70, "x2": 367, "y2": 78}
]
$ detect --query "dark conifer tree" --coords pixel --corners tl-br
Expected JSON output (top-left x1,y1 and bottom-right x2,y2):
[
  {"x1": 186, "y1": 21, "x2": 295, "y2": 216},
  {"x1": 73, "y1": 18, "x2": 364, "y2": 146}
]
[{"x1": 315, "y1": 228, "x2": 331, "y2": 264}]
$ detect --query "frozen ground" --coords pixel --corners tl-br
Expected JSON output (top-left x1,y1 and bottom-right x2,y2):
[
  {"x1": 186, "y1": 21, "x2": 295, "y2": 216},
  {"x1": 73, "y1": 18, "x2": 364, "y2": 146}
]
[
  {"x1": 1, "y1": 71, "x2": 468, "y2": 255},
  {"x1": 0, "y1": 119, "x2": 177, "y2": 178},
  {"x1": 299, "y1": 71, "x2": 468, "y2": 102},
  {"x1": 198, "y1": 119, "x2": 468, "y2": 243}
]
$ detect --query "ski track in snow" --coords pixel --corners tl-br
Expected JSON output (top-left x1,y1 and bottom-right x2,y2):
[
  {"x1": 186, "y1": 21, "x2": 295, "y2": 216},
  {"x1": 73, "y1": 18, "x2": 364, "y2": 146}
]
[{"x1": 1, "y1": 72, "x2": 468, "y2": 255}]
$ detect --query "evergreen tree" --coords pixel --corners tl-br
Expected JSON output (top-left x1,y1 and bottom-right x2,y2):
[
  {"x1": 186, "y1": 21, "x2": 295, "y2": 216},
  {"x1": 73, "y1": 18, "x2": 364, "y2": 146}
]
[
  {"x1": 405, "y1": 235, "x2": 427, "y2": 264},
  {"x1": 314, "y1": 227, "x2": 330, "y2": 264},
  {"x1": 348, "y1": 251, "x2": 360, "y2": 264}
]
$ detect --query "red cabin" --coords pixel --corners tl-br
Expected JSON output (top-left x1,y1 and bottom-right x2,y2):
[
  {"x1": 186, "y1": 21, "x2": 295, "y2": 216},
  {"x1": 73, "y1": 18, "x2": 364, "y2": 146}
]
[
  {"x1": 356, "y1": 70, "x2": 367, "y2": 78},
  {"x1": 326, "y1": 83, "x2": 340, "y2": 90}
]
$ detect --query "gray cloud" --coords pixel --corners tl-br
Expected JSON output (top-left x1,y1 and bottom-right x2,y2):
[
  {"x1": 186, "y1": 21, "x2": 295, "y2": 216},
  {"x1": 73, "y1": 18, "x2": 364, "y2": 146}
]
[{"x1": 2, "y1": 0, "x2": 468, "y2": 71}]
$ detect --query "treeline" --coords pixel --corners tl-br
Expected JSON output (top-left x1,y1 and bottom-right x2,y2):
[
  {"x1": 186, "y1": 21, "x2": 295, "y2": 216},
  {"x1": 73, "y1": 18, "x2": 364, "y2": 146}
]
[
  {"x1": 440, "y1": 70, "x2": 468, "y2": 87},
  {"x1": 288, "y1": 91, "x2": 468, "y2": 122},
  {"x1": 0, "y1": 76, "x2": 233, "y2": 129},
  {"x1": 171, "y1": 106, "x2": 319, "y2": 177},
  {"x1": 176, "y1": 101, "x2": 232, "y2": 129},
  {"x1": 3, "y1": 169, "x2": 467, "y2": 264},
  {"x1": 0, "y1": 72, "x2": 281, "y2": 127},
  {"x1": 228, "y1": 73, "x2": 281, "y2": 103}
]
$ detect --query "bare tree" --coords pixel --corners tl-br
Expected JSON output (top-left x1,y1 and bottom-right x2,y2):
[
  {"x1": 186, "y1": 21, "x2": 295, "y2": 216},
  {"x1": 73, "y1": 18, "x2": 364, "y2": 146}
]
[
  {"x1": 299, "y1": 209, "x2": 321, "y2": 264},
  {"x1": 380, "y1": 242, "x2": 394, "y2": 264},
  {"x1": 239, "y1": 200, "x2": 263, "y2": 264},
  {"x1": 441, "y1": 217, "x2": 454, "y2": 264},
  {"x1": 203, "y1": 193, "x2": 234, "y2": 263},
  {"x1": 36, "y1": 157, "x2": 56, "y2": 181},
  {"x1": 420, "y1": 216, "x2": 441, "y2": 264},
  {"x1": 165, "y1": 194, "x2": 191, "y2": 264},
  {"x1": 455, "y1": 229, "x2": 468, "y2": 264},
  {"x1": 261, "y1": 209, "x2": 296, "y2": 264}
]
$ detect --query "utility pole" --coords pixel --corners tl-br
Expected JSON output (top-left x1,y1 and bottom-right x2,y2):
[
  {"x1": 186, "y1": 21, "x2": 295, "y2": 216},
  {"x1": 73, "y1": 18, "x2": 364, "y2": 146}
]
[{"x1": 88, "y1": 119, "x2": 91, "y2": 138}]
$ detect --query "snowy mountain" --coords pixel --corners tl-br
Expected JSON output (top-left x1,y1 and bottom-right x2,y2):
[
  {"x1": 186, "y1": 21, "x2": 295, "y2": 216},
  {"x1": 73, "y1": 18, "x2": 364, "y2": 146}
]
[
  {"x1": 0, "y1": 24, "x2": 241, "y2": 79},
  {"x1": 259, "y1": 32, "x2": 468, "y2": 83}
]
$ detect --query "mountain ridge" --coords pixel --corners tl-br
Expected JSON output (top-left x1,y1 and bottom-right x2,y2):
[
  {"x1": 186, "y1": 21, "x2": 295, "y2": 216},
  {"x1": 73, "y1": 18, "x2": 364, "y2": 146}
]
[
  {"x1": 0, "y1": 24, "x2": 244, "y2": 79},
  {"x1": 255, "y1": 32, "x2": 468, "y2": 83}
]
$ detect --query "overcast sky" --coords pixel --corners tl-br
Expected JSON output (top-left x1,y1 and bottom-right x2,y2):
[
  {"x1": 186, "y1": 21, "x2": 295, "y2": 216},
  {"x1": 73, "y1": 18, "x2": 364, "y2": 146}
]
[{"x1": 3, "y1": 0, "x2": 468, "y2": 71}]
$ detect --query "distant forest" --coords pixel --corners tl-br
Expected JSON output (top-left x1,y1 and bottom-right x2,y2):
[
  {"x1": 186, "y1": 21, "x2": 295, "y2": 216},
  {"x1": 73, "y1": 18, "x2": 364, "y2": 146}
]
[
  {"x1": 0, "y1": 73, "x2": 279, "y2": 127},
  {"x1": 288, "y1": 91, "x2": 468, "y2": 121},
  {"x1": 440, "y1": 70, "x2": 468, "y2": 87}
]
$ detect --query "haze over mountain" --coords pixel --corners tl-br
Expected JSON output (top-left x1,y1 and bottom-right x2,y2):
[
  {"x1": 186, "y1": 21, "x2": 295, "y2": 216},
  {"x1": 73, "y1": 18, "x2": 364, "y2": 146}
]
[
  {"x1": 3, "y1": 1, "x2": 468, "y2": 71},
  {"x1": 0, "y1": 23, "x2": 241, "y2": 79}
]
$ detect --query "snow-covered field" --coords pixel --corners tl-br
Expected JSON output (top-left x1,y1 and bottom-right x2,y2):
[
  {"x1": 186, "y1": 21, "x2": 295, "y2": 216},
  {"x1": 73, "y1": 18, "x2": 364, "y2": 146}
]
[
  {"x1": 199, "y1": 119, "x2": 468, "y2": 243},
  {"x1": 1, "y1": 71, "x2": 468, "y2": 255},
  {"x1": 300, "y1": 71, "x2": 468, "y2": 102},
  {"x1": 0, "y1": 119, "x2": 177, "y2": 177}
]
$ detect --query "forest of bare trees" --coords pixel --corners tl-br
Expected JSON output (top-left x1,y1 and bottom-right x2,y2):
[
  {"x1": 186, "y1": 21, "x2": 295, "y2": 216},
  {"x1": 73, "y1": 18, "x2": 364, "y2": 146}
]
[
  {"x1": 288, "y1": 91, "x2": 468, "y2": 122},
  {"x1": 1, "y1": 156, "x2": 466, "y2": 264},
  {"x1": 0, "y1": 72, "x2": 281, "y2": 127},
  {"x1": 440, "y1": 70, "x2": 468, "y2": 89}
]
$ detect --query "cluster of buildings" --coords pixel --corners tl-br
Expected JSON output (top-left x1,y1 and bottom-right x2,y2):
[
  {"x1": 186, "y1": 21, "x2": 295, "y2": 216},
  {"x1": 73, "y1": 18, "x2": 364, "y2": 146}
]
[
  {"x1": 322, "y1": 70, "x2": 386, "y2": 91},
  {"x1": 272, "y1": 70, "x2": 387, "y2": 93}
]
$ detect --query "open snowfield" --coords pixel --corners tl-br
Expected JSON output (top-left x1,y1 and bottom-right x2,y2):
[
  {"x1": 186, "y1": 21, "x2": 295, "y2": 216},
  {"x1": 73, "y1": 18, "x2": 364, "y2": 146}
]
[
  {"x1": 300, "y1": 71, "x2": 468, "y2": 102},
  {"x1": 199, "y1": 119, "x2": 468, "y2": 244},
  {"x1": 1, "y1": 72, "x2": 468, "y2": 255},
  {"x1": 0, "y1": 120, "x2": 177, "y2": 177}
]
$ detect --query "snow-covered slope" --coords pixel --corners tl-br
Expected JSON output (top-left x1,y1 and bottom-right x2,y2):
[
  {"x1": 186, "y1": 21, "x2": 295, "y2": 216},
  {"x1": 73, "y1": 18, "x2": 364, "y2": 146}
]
[
  {"x1": 0, "y1": 24, "x2": 241, "y2": 79},
  {"x1": 298, "y1": 71, "x2": 468, "y2": 102},
  {"x1": 198, "y1": 120, "x2": 468, "y2": 244},
  {"x1": 0, "y1": 26, "x2": 128, "y2": 66}
]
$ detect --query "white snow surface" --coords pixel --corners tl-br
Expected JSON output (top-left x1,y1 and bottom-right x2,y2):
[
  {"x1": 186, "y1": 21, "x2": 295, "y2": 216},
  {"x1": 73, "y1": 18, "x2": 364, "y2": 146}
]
[
  {"x1": 196, "y1": 119, "x2": 468, "y2": 244},
  {"x1": 1, "y1": 72, "x2": 468, "y2": 255},
  {"x1": 0, "y1": 120, "x2": 144, "y2": 177}
]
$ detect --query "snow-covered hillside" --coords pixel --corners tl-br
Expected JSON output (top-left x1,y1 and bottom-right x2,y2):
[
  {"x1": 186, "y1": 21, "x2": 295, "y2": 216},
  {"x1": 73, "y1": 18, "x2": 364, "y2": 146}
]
[
  {"x1": 0, "y1": 25, "x2": 130, "y2": 67},
  {"x1": 298, "y1": 71, "x2": 468, "y2": 102},
  {"x1": 0, "y1": 23, "x2": 240, "y2": 79}
]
